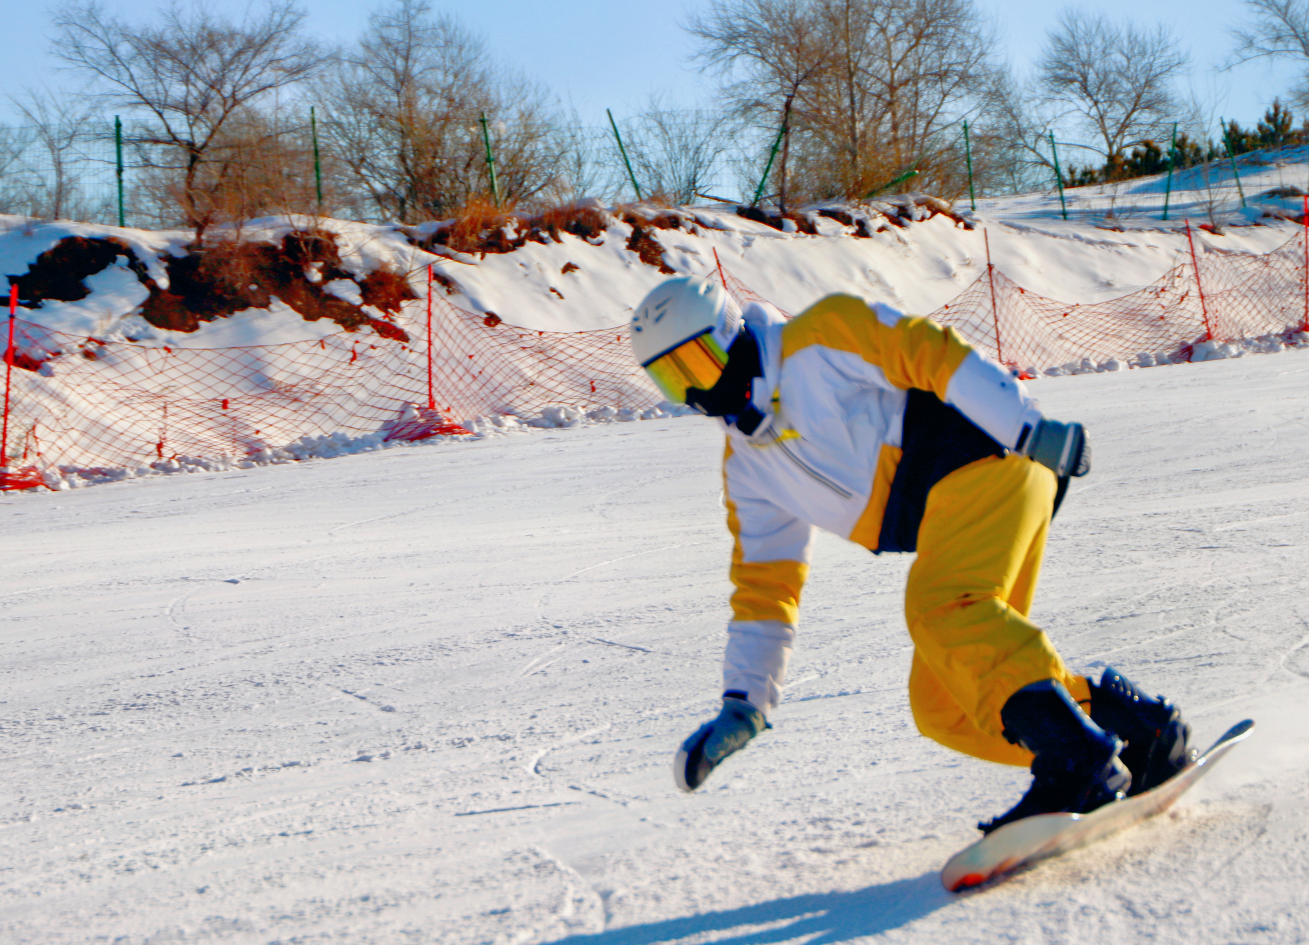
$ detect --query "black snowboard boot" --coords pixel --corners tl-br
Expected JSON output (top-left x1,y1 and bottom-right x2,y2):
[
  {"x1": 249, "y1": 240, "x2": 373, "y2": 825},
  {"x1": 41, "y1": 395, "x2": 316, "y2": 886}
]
[
  {"x1": 1090, "y1": 667, "x2": 1195, "y2": 795},
  {"x1": 979, "y1": 680, "x2": 1131, "y2": 834}
]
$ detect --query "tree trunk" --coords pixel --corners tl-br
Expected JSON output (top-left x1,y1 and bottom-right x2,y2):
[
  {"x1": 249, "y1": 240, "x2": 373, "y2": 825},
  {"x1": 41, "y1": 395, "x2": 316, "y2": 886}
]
[{"x1": 779, "y1": 93, "x2": 795, "y2": 216}]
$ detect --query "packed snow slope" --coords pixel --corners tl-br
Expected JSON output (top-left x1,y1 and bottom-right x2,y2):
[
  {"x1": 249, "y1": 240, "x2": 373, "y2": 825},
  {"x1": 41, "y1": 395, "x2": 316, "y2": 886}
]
[{"x1": 2, "y1": 350, "x2": 1308, "y2": 943}]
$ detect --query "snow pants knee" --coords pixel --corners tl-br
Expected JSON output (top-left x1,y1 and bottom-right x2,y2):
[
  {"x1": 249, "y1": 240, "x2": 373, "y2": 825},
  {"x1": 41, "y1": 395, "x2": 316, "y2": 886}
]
[{"x1": 903, "y1": 453, "x2": 1090, "y2": 767}]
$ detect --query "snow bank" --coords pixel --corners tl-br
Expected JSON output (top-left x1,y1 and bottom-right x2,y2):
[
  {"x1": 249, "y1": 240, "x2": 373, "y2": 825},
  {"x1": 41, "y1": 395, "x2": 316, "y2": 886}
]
[{"x1": 7, "y1": 166, "x2": 1309, "y2": 487}]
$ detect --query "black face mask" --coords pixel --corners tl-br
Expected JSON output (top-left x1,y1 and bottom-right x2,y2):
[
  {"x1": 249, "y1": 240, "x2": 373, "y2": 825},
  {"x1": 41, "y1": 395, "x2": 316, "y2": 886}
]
[{"x1": 686, "y1": 329, "x2": 766, "y2": 435}]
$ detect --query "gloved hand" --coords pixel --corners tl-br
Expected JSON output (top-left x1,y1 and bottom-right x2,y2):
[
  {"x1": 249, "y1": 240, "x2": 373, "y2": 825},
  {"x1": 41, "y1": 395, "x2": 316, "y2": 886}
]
[
  {"x1": 673, "y1": 696, "x2": 767, "y2": 792},
  {"x1": 1019, "y1": 419, "x2": 1091, "y2": 478}
]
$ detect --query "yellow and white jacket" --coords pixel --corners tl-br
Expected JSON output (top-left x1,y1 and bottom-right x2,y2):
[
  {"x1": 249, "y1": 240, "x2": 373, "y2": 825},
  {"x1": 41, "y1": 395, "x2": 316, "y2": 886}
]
[{"x1": 721, "y1": 294, "x2": 1044, "y2": 715}]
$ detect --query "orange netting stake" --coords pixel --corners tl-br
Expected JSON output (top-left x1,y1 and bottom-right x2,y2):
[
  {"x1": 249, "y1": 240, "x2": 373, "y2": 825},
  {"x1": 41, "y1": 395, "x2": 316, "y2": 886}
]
[
  {"x1": 984, "y1": 228, "x2": 1003, "y2": 364},
  {"x1": 2, "y1": 283, "x2": 15, "y2": 466},
  {"x1": 713, "y1": 248, "x2": 729, "y2": 292},
  {"x1": 1186, "y1": 220, "x2": 1213, "y2": 342},
  {"x1": 1302, "y1": 195, "x2": 1308, "y2": 333},
  {"x1": 426, "y1": 263, "x2": 436, "y2": 410}
]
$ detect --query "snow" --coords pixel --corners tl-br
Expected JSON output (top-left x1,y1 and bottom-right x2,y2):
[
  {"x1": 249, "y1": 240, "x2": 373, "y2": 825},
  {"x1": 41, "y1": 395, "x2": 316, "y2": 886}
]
[
  {"x1": 4, "y1": 151, "x2": 1309, "y2": 939},
  {"x1": 111, "y1": 298, "x2": 346, "y2": 350},
  {"x1": 33, "y1": 262, "x2": 150, "y2": 339},
  {"x1": 3, "y1": 349, "x2": 1309, "y2": 943},
  {"x1": 428, "y1": 207, "x2": 1302, "y2": 334}
]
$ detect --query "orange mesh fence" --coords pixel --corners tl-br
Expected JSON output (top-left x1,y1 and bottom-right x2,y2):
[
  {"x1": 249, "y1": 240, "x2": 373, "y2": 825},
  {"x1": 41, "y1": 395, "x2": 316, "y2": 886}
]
[
  {"x1": 926, "y1": 227, "x2": 1309, "y2": 374},
  {"x1": 4, "y1": 225, "x2": 1309, "y2": 489},
  {"x1": 0, "y1": 295, "x2": 661, "y2": 486}
]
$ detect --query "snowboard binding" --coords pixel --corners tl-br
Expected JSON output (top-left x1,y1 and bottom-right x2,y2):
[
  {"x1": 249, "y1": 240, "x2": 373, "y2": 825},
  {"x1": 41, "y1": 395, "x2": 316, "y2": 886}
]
[
  {"x1": 980, "y1": 679, "x2": 1130, "y2": 834},
  {"x1": 1090, "y1": 666, "x2": 1196, "y2": 795}
]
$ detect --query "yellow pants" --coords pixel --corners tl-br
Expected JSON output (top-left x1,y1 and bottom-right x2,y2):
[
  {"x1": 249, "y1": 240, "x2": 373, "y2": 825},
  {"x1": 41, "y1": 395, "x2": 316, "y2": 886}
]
[{"x1": 903, "y1": 453, "x2": 1090, "y2": 767}]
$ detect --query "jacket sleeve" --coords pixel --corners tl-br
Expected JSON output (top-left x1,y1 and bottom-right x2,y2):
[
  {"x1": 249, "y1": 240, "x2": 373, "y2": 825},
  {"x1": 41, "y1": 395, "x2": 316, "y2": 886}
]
[
  {"x1": 721, "y1": 439, "x2": 814, "y2": 716},
  {"x1": 782, "y1": 294, "x2": 1043, "y2": 450}
]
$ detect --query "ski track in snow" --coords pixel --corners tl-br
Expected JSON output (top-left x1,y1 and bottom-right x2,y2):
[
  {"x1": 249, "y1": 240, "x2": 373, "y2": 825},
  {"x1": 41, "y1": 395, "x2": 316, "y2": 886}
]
[{"x1": 3, "y1": 358, "x2": 1309, "y2": 943}]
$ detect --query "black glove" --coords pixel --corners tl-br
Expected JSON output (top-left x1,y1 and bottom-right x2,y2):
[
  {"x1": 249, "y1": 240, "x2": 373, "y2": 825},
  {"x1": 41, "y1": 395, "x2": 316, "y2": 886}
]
[
  {"x1": 673, "y1": 696, "x2": 767, "y2": 792},
  {"x1": 1020, "y1": 419, "x2": 1091, "y2": 478}
]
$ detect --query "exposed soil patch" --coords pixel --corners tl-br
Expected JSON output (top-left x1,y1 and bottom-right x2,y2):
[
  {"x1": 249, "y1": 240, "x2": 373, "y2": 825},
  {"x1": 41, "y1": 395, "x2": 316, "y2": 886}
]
[
  {"x1": 416, "y1": 202, "x2": 700, "y2": 274},
  {"x1": 144, "y1": 230, "x2": 414, "y2": 340},
  {"x1": 817, "y1": 208, "x2": 876, "y2": 237},
  {"x1": 9, "y1": 230, "x2": 414, "y2": 342},
  {"x1": 622, "y1": 209, "x2": 693, "y2": 232},
  {"x1": 427, "y1": 268, "x2": 460, "y2": 296},
  {"x1": 735, "y1": 206, "x2": 819, "y2": 235},
  {"x1": 625, "y1": 223, "x2": 676, "y2": 273},
  {"x1": 10, "y1": 236, "x2": 147, "y2": 306},
  {"x1": 529, "y1": 205, "x2": 609, "y2": 244},
  {"x1": 742, "y1": 194, "x2": 971, "y2": 235},
  {"x1": 8, "y1": 350, "x2": 48, "y2": 372}
]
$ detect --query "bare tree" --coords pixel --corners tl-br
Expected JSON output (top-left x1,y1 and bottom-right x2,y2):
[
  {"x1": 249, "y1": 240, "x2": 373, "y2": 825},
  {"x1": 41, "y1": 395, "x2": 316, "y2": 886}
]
[
  {"x1": 0, "y1": 127, "x2": 33, "y2": 218},
  {"x1": 1233, "y1": 0, "x2": 1309, "y2": 107},
  {"x1": 8, "y1": 87, "x2": 103, "y2": 221},
  {"x1": 623, "y1": 100, "x2": 732, "y2": 205},
  {"x1": 51, "y1": 0, "x2": 328, "y2": 238},
  {"x1": 687, "y1": 0, "x2": 832, "y2": 211},
  {"x1": 982, "y1": 68, "x2": 1064, "y2": 193},
  {"x1": 1039, "y1": 11, "x2": 1187, "y2": 163},
  {"x1": 798, "y1": 0, "x2": 999, "y2": 201},
  {"x1": 319, "y1": 0, "x2": 563, "y2": 223},
  {"x1": 539, "y1": 113, "x2": 626, "y2": 205}
]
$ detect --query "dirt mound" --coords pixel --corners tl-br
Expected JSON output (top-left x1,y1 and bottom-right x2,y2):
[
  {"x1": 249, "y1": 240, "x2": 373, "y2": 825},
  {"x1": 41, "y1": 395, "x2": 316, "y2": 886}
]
[
  {"x1": 11, "y1": 236, "x2": 146, "y2": 306},
  {"x1": 9, "y1": 230, "x2": 415, "y2": 342}
]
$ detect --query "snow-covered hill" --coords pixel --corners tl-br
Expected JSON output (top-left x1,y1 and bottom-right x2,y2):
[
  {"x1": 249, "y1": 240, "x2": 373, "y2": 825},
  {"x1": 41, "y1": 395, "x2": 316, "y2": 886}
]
[
  {"x1": 5, "y1": 154, "x2": 1308, "y2": 348},
  {"x1": 9, "y1": 166, "x2": 1309, "y2": 490},
  {"x1": 2, "y1": 347, "x2": 1308, "y2": 943}
]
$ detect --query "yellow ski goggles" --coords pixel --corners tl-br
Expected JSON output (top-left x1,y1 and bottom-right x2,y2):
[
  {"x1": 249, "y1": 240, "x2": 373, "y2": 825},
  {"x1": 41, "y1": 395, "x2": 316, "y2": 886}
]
[{"x1": 642, "y1": 332, "x2": 730, "y2": 404}]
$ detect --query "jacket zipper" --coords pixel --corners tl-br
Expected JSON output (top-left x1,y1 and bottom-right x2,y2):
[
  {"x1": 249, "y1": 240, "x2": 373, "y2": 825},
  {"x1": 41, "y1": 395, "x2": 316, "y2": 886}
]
[{"x1": 762, "y1": 427, "x2": 855, "y2": 499}]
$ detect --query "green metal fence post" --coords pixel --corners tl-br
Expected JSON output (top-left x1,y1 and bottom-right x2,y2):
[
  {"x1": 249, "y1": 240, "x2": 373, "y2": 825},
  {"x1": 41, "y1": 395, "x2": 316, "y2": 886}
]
[
  {"x1": 1220, "y1": 120, "x2": 1247, "y2": 209},
  {"x1": 754, "y1": 120, "x2": 786, "y2": 207},
  {"x1": 864, "y1": 167, "x2": 920, "y2": 200},
  {"x1": 606, "y1": 109, "x2": 641, "y2": 202},
  {"x1": 114, "y1": 115, "x2": 125, "y2": 227},
  {"x1": 480, "y1": 112, "x2": 501, "y2": 207},
  {"x1": 310, "y1": 106, "x2": 323, "y2": 210},
  {"x1": 963, "y1": 121, "x2": 976, "y2": 211},
  {"x1": 1162, "y1": 122, "x2": 1178, "y2": 221},
  {"x1": 1048, "y1": 131, "x2": 1067, "y2": 221}
]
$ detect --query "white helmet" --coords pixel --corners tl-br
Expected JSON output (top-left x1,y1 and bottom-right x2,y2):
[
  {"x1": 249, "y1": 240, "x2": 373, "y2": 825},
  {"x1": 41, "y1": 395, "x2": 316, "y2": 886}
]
[{"x1": 630, "y1": 276, "x2": 742, "y2": 403}]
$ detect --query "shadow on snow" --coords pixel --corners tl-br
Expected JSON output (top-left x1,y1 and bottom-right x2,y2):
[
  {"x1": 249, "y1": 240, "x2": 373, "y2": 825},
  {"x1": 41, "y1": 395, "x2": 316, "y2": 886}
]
[{"x1": 547, "y1": 870, "x2": 952, "y2": 945}]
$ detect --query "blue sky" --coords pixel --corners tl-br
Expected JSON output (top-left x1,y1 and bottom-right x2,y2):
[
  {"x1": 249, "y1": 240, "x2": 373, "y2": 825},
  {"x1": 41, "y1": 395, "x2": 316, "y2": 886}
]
[{"x1": 0, "y1": 0, "x2": 1302, "y2": 136}]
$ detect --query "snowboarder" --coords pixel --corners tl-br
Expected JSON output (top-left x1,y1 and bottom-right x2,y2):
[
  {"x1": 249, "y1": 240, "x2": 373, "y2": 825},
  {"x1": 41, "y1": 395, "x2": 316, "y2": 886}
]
[{"x1": 629, "y1": 276, "x2": 1194, "y2": 831}]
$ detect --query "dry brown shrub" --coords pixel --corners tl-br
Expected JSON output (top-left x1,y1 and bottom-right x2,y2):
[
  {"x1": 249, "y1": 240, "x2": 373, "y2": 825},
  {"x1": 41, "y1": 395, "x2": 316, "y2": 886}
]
[
  {"x1": 359, "y1": 269, "x2": 416, "y2": 313},
  {"x1": 425, "y1": 198, "x2": 615, "y2": 255},
  {"x1": 432, "y1": 195, "x2": 517, "y2": 254},
  {"x1": 527, "y1": 204, "x2": 609, "y2": 243}
]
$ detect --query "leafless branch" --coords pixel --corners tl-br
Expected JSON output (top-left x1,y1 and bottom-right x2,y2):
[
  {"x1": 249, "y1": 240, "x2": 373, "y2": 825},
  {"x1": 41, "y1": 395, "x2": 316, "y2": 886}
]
[
  {"x1": 51, "y1": 0, "x2": 328, "y2": 237},
  {"x1": 1040, "y1": 11, "x2": 1187, "y2": 159}
]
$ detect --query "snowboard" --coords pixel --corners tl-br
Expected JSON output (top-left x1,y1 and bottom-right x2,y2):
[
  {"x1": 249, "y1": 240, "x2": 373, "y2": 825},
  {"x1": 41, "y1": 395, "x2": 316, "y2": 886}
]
[{"x1": 941, "y1": 718, "x2": 1255, "y2": 892}]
